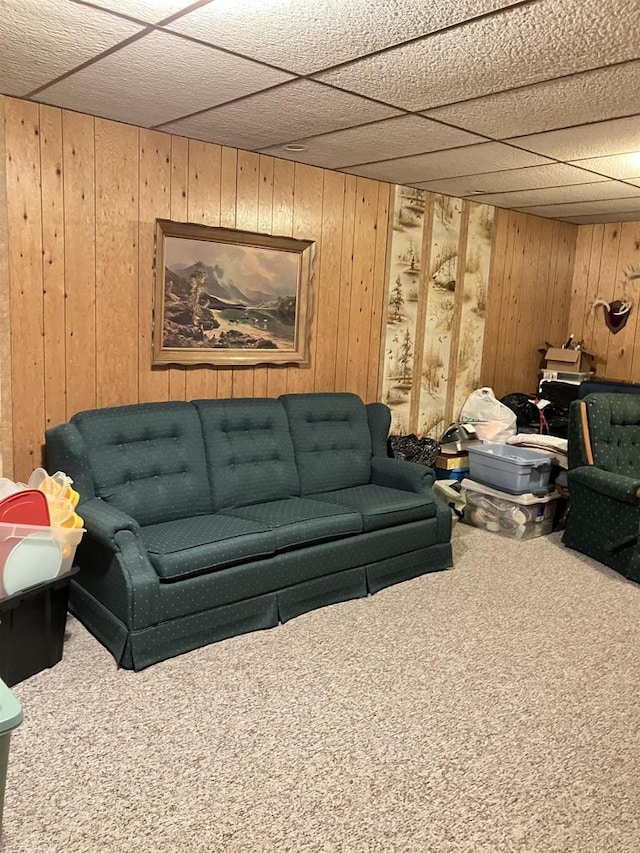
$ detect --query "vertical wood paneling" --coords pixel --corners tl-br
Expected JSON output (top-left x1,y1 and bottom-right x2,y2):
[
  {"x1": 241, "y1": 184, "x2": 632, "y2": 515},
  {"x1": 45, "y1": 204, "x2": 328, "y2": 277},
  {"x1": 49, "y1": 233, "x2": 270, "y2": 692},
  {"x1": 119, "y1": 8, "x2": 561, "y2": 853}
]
[
  {"x1": 313, "y1": 170, "x2": 346, "y2": 392},
  {"x1": 481, "y1": 207, "x2": 509, "y2": 389},
  {"x1": 139, "y1": 129, "x2": 171, "y2": 403},
  {"x1": 62, "y1": 110, "x2": 96, "y2": 418},
  {"x1": 253, "y1": 155, "x2": 274, "y2": 397},
  {"x1": 0, "y1": 97, "x2": 13, "y2": 477},
  {"x1": 267, "y1": 158, "x2": 294, "y2": 399},
  {"x1": 334, "y1": 175, "x2": 358, "y2": 391},
  {"x1": 603, "y1": 221, "x2": 640, "y2": 381},
  {"x1": 480, "y1": 210, "x2": 577, "y2": 398},
  {"x1": 344, "y1": 177, "x2": 379, "y2": 400},
  {"x1": 216, "y1": 146, "x2": 237, "y2": 399},
  {"x1": 367, "y1": 183, "x2": 393, "y2": 403},
  {"x1": 94, "y1": 119, "x2": 139, "y2": 408},
  {"x1": 185, "y1": 139, "x2": 222, "y2": 401},
  {"x1": 288, "y1": 163, "x2": 324, "y2": 394},
  {"x1": 232, "y1": 149, "x2": 260, "y2": 398},
  {"x1": 5, "y1": 99, "x2": 45, "y2": 478},
  {"x1": 39, "y1": 105, "x2": 66, "y2": 429},
  {"x1": 168, "y1": 134, "x2": 188, "y2": 401}
]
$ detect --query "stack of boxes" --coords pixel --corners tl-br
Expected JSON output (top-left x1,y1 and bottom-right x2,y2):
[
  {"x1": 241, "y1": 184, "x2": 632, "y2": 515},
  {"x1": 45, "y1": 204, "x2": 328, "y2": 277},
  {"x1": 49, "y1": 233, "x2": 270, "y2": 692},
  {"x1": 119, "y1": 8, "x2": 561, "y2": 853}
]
[
  {"x1": 541, "y1": 343, "x2": 594, "y2": 386},
  {"x1": 461, "y1": 443, "x2": 559, "y2": 540}
]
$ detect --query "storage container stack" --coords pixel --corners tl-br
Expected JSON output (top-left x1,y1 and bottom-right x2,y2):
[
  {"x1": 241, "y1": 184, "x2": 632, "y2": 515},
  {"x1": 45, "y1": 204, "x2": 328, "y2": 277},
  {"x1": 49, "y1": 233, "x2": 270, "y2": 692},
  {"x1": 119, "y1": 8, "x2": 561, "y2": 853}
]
[{"x1": 462, "y1": 443, "x2": 559, "y2": 540}]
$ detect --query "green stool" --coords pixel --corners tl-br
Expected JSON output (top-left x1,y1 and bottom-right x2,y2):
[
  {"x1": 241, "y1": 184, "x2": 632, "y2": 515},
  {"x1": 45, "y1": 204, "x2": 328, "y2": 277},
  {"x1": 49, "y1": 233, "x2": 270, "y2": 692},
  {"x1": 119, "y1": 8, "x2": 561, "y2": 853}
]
[{"x1": 0, "y1": 679, "x2": 22, "y2": 836}]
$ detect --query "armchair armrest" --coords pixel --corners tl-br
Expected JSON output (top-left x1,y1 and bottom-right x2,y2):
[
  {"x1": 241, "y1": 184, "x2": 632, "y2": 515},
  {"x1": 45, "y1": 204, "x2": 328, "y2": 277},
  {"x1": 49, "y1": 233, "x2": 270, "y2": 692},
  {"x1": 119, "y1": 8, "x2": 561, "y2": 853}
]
[
  {"x1": 79, "y1": 498, "x2": 140, "y2": 549},
  {"x1": 371, "y1": 456, "x2": 434, "y2": 493},
  {"x1": 568, "y1": 466, "x2": 640, "y2": 504}
]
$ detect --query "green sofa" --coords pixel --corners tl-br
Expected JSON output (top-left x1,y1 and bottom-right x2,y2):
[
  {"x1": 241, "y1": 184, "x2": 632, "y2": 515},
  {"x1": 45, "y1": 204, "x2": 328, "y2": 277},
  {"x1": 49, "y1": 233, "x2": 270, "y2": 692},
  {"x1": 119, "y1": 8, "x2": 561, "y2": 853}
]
[{"x1": 46, "y1": 393, "x2": 453, "y2": 670}]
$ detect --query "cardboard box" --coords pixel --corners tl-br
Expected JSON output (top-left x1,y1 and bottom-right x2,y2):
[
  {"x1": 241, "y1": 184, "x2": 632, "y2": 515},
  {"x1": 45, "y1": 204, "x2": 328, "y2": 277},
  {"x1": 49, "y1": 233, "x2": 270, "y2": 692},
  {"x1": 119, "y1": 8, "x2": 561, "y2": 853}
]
[{"x1": 544, "y1": 347, "x2": 594, "y2": 373}]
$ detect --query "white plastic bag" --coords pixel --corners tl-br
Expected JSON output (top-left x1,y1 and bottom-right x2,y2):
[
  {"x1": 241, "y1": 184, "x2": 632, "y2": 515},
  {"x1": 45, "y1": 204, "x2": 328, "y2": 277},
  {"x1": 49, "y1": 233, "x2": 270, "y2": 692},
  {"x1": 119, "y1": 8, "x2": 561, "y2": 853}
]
[{"x1": 459, "y1": 387, "x2": 517, "y2": 442}]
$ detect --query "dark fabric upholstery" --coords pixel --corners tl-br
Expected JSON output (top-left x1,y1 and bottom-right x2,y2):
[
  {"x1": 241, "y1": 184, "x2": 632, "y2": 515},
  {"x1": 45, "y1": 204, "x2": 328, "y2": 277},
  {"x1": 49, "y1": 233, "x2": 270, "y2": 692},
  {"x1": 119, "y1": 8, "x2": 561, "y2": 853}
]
[
  {"x1": 280, "y1": 392, "x2": 372, "y2": 494},
  {"x1": 564, "y1": 393, "x2": 640, "y2": 582},
  {"x1": 194, "y1": 398, "x2": 300, "y2": 509},
  {"x1": 139, "y1": 514, "x2": 274, "y2": 579},
  {"x1": 313, "y1": 484, "x2": 437, "y2": 531},
  {"x1": 71, "y1": 402, "x2": 212, "y2": 526},
  {"x1": 47, "y1": 394, "x2": 453, "y2": 670},
  {"x1": 221, "y1": 497, "x2": 362, "y2": 550},
  {"x1": 583, "y1": 394, "x2": 640, "y2": 476}
]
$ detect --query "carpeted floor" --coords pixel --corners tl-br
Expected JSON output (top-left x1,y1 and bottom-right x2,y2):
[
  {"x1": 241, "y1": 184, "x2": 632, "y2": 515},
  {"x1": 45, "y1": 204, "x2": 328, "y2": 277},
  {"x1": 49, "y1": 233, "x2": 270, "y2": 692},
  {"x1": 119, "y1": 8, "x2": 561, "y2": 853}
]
[{"x1": 3, "y1": 525, "x2": 640, "y2": 853}]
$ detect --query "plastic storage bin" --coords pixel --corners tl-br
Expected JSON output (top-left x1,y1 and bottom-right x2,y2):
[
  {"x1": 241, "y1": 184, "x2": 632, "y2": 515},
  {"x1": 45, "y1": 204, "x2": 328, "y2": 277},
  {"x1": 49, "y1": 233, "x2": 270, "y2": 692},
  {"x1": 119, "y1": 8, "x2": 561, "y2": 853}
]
[
  {"x1": 0, "y1": 522, "x2": 84, "y2": 602},
  {"x1": 460, "y1": 478, "x2": 559, "y2": 540},
  {"x1": 0, "y1": 678, "x2": 23, "y2": 835},
  {"x1": 0, "y1": 566, "x2": 79, "y2": 687},
  {"x1": 468, "y1": 443, "x2": 555, "y2": 495}
]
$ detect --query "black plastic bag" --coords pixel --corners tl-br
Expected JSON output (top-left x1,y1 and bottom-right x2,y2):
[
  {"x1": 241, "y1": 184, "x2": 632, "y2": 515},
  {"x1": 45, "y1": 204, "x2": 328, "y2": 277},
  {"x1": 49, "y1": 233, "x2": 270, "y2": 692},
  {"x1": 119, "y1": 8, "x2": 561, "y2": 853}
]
[{"x1": 388, "y1": 434, "x2": 440, "y2": 468}]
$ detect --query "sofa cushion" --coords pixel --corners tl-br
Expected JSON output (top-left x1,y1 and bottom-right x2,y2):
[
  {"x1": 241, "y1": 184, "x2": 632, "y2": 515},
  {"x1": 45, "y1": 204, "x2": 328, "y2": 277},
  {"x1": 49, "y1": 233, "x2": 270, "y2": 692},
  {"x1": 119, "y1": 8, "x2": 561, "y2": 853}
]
[
  {"x1": 71, "y1": 402, "x2": 212, "y2": 526},
  {"x1": 221, "y1": 497, "x2": 363, "y2": 550},
  {"x1": 139, "y1": 514, "x2": 275, "y2": 580},
  {"x1": 194, "y1": 398, "x2": 301, "y2": 509},
  {"x1": 584, "y1": 393, "x2": 640, "y2": 476},
  {"x1": 280, "y1": 393, "x2": 372, "y2": 495},
  {"x1": 313, "y1": 485, "x2": 437, "y2": 531}
]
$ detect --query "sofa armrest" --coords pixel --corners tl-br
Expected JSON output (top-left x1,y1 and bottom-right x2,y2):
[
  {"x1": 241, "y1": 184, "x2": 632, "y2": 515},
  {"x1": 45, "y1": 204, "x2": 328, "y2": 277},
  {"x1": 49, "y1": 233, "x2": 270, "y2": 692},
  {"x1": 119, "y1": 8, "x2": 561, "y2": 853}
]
[
  {"x1": 79, "y1": 498, "x2": 140, "y2": 549},
  {"x1": 371, "y1": 456, "x2": 435, "y2": 493},
  {"x1": 568, "y1": 466, "x2": 640, "y2": 504}
]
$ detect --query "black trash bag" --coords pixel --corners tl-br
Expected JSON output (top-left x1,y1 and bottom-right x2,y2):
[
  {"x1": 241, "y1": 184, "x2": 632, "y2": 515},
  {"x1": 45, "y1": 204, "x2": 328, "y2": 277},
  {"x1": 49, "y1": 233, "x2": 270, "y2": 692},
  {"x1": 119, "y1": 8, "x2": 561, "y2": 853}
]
[
  {"x1": 500, "y1": 392, "x2": 540, "y2": 429},
  {"x1": 388, "y1": 434, "x2": 440, "y2": 468}
]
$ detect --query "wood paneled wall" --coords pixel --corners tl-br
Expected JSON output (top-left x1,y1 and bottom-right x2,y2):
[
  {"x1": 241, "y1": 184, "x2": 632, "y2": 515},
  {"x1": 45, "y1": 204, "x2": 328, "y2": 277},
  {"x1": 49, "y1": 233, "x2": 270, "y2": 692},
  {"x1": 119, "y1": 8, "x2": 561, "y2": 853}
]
[
  {"x1": 481, "y1": 207, "x2": 577, "y2": 398},
  {"x1": 566, "y1": 220, "x2": 640, "y2": 382},
  {"x1": 1, "y1": 96, "x2": 391, "y2": 480}
]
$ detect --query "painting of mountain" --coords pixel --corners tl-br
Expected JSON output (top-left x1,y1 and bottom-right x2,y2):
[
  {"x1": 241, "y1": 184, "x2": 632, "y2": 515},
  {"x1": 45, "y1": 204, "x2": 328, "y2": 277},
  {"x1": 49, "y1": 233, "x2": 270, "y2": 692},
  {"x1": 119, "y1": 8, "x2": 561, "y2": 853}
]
[{"x1": 161, "y1": 235, "x2": 300, "y2": 351}]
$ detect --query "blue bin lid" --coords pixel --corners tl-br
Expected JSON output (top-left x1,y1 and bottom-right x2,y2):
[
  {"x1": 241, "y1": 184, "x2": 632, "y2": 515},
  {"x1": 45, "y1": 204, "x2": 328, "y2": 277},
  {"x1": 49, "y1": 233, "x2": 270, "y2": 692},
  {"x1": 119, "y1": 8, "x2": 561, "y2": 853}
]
[{"x1": 0, "y1": 678, "x2": 23, "y2": 733}]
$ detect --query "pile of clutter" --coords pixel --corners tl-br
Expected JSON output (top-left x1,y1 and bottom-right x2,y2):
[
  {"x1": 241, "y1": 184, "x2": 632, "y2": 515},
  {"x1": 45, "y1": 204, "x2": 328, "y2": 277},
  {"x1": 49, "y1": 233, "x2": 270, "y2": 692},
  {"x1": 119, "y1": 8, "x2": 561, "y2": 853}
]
[{"x1": 0, "y1": 469, "x2": 84, "y2": 600}]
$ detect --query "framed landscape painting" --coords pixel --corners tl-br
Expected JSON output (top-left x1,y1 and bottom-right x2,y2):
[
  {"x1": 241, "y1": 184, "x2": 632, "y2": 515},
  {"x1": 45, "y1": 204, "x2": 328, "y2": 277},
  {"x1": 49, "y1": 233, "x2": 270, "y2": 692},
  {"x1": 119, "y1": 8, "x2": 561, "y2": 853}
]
[{"x1": 152, "y1": 220, "x2": 315, "y2": 366}]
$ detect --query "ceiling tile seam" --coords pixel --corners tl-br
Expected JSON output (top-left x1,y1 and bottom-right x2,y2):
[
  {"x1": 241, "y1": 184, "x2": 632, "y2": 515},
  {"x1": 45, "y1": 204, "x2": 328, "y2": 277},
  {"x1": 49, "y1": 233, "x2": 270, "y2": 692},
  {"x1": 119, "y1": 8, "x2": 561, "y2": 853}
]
[
  {"x1": 24, "y1": 26, "x2": 154, "y2": 99},
  {"x1": 514, "y1": 199, "x2": 640, "y2": 211},
  {"x1": 304, "y1": 0, "x2": 540, "y2": 79},
  {"x1": 416, "y1": 56, "x2": 640, "y2": 114},
  {"x1": 67, "y1": 0, "x2": 214, "y2": 27},
  {"x1": 472, "y1": 180, "x2": 640, "y2": 200},
  {"x1": 507, "y1": 110, "x2": 640, "y2": 143}
]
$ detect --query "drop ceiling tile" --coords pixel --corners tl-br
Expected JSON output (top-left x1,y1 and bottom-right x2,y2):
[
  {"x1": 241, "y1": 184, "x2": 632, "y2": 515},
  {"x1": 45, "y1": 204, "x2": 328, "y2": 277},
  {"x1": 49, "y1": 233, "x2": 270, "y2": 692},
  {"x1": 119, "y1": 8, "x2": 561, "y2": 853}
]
[
  {"x1": 79, "y1": 1, "x2": 196, "y2": 23},
  {"x1": 475, "y1": 181, "x2": 640, "y2": 208},
  {"x1": 563, "y1": 212, "x2": 640, "y2": 223},
  {"x1": 343, "y1": 142, "x2": 550, "y2": 184},
  {"x1": 0, "y1": 0, "x2": 143, "y2": 96},
  {"x1": 36, "y1": 31, "x2": 292, "y2": 127},
  {"x1": 509, "y1": 115, "x2": 640, "y2": 161},
  {"x1": 518, "y1": 197, "x2": 640, "y2": 219},
  {"x1": 160, "y1": 80, "x2": 401, "y2": 149},
  {"x1": 258, "y1": 115, "x2": 483, "y2": 169},
  {"x1": 568, "y1": 152, "x2": 640, "y2": 180},
  {"x1": 423, "y1": 61, "x2": 640, "y2": 139},
  {"x1": 167, "y1": 0, "x2": 520, "y2": 75},
  {"x1": 411, "y1": 164, "x2": 609, "y2": 196},
  {"x1": 316, "y1": 0, "x2": 639, "y2": 111}
]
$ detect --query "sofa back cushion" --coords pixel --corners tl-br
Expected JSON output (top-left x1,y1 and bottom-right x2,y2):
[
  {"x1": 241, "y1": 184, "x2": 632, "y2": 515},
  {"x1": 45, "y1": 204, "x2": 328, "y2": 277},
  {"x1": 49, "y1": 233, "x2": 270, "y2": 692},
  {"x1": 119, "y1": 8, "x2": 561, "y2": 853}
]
[
  {"x1": 71, "y1": 402, "x2": 212, "y2": 525},
  {"x1": 585, "y1": 393, "x2": 640, "y2": 476},
  {"x1": 194, "y1": 398, "x2": 300, "y2": 509},
  {"x1": 280, "y1": 393, "x2": 372, "y2": 495}
]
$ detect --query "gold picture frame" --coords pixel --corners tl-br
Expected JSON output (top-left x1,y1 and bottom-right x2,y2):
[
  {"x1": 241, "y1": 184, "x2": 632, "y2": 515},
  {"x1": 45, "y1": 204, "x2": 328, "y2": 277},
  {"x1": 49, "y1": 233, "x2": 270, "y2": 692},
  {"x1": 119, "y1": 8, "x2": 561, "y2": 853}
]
[{"x1": 152, "y1": 219, "x2": 315, "y2": 366}]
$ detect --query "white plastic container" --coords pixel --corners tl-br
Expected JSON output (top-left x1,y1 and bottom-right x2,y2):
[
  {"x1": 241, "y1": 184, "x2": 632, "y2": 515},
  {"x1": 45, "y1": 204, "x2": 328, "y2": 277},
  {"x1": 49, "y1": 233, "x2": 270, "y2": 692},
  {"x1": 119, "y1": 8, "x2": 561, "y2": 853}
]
[
  {"x1": 0, "y1": 523, "x2": 84, "y2": 601},
  {"x1": 461, "y1": 478, "x2": 559, "y2": 540},
  {"x1": 468, "y1": 443, "x2": 555, "y2": 495}
]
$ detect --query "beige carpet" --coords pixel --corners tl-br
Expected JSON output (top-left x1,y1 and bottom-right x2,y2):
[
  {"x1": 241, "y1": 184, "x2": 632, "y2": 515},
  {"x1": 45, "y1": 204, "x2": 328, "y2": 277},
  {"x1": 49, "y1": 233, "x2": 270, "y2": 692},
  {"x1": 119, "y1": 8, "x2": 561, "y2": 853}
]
[{"x1": 3, "y1": 525, "x2": 640, "y2": 853}]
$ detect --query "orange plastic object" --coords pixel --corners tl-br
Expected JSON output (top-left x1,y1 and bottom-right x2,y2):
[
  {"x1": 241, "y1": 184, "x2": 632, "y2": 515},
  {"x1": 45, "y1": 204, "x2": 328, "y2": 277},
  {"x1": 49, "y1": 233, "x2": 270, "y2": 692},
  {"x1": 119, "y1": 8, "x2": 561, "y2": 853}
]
[{"x1": 0, "y1": 490, "x2": 51, "y2": 526}]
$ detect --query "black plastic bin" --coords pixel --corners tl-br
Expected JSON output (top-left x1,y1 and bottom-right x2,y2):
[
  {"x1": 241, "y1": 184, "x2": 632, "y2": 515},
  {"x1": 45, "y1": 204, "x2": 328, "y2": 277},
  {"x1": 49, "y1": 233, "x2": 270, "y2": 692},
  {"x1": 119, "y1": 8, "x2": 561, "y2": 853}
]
[{"x1": 0, "y1": 566, "x2": 78, "y2": 687}]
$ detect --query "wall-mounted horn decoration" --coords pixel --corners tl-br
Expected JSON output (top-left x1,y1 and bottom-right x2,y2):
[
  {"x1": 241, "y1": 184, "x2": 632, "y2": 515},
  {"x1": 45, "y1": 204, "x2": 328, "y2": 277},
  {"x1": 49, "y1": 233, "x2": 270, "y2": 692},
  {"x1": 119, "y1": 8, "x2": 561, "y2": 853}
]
[{"x1": 590, "y1": 266, "x2": 640, "y2": 334}]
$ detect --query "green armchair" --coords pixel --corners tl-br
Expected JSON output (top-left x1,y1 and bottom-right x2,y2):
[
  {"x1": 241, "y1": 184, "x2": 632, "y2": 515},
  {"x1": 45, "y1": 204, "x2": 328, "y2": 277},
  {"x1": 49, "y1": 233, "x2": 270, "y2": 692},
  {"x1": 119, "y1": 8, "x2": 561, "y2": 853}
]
[{"x1": 563, "y1": 393, "x2": 640, "y2": 581}]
